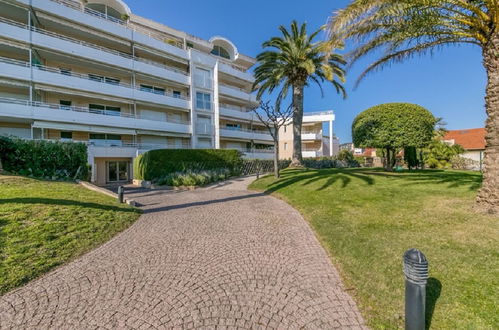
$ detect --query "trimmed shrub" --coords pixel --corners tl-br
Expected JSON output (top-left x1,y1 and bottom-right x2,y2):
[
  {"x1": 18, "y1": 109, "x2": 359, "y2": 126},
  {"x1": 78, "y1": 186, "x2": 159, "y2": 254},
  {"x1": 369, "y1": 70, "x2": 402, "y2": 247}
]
[
  {"x1": 156, "y1": 169, "x2": 231, "y2": 187},
  {"x1": 0, "y1": 137, "x2": 88, "y2": 180},
  {"x1": 134, "y1": 149, "x2": 243, "y2": 181},
  {"x1": 302, "y1": 154, "x2": 360, "y2": 169}
]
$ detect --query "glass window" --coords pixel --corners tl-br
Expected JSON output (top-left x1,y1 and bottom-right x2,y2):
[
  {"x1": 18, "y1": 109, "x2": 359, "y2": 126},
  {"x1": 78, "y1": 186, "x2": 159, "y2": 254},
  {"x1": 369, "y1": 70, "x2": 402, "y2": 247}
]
[
  {"x1": 89, "y1": 133, "x2": 106, "y2": 140},
  {"x1": 89, "y1": 104, "x2": 105, "y2": 114},
  {"x1": 140, "y1": 84, "x2": 153, "y2": 92},
  {"x1": 105, "y1": 106, "x2": 121, "y2": 116},
  {"x1": 153, "y1": 87, "x2": 165, "y2": 95},
  {"x1": 88, "y1": 74, "x2": 104, "y2": 82},
  {"x1": 59, "y1": 100, "x2": 72, "y2": 110},
  {"x1": 60, "y1": 131, "x2": 72, "y2": 139},
  {"x1": 173, "y1": 91, "x2": 181, "y2": 98},
  {"x1": 105, "y1": 77, "x2": 120, "y2": 85},
  {"x1": 106, "y1": 134, "x2": 121, "y2": 141},
  {"x1": 226, "y1": 123, "x2": 241, "y2": 130},
  {"x1": 59, "y1": 68, "x2": 72, "y2": 76},
  {"x1": 211, "y1": 45, "x2": 230, "y2": 59},
  {"x1": 196, "y1": 92, "x2": 211, "y2": 110}
]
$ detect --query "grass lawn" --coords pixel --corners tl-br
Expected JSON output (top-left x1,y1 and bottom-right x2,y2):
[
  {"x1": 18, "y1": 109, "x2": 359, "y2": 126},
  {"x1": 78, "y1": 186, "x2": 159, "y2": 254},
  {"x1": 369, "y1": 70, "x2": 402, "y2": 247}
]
[
  {"x1": 0, "y1": 175, "x2": 141, "y2": 295},
  {"x1": 250, "y1": 168, "x2": 498, "y2": 329}
]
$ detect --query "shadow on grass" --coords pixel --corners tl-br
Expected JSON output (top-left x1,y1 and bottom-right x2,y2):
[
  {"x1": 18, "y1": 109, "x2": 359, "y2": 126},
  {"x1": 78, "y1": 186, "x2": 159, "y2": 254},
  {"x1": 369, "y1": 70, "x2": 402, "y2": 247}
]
[
  {"x1": 261, "y1": 168, "x2": 481, "y2": 193},
  {"x1": 426, "y1": 277, "x2": 442, "y2": 329},
  {"x1": 0, "y1": 198, "x2": 138, "y2": 213}
]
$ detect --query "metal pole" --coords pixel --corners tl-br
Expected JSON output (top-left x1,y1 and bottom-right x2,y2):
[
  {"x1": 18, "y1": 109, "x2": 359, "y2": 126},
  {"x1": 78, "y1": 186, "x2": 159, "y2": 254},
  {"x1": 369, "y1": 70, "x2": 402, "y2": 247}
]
[
  {"x1": 117, "y1": 186, "x2": 124, "y2": 203},
  {"x1": 403, "y1": 248, "x2": 429, "y2": 330}
]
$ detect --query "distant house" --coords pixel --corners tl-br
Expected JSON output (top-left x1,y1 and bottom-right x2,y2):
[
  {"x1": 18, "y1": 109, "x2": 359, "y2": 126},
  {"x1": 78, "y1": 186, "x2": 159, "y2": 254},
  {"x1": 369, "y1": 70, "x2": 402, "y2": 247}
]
[{"x1": 443, "y1": 128, "x2": 485, "y2": 167}]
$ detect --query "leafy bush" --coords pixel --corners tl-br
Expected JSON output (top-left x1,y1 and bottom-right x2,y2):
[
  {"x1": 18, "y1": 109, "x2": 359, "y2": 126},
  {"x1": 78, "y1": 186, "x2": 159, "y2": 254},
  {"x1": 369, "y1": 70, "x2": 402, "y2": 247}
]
[
  {"x1": 134, "y1": 149, "x2": 243, "y2": 181},
  {"x1": 423, "y1": 139, "x2": 465, "y2": 168},
  {"x1": 302, "y1": 154, "x2": 359, "y2": 169},
  {"x1": 156, "y1": 169, "x2": 231, "y2": 187},
  {"x1": 0, "y1": 137, "x2": 88, "y2": 180}
]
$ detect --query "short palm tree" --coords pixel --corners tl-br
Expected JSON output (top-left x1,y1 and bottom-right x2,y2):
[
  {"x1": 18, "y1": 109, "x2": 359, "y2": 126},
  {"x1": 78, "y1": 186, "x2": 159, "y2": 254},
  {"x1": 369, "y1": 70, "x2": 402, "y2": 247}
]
[
  {"x1": 254, "y1": 21, "x2": 346, "y2": 166},
  {"x1": 328, "y1": 0, "x2": 499, "y2": 213}
]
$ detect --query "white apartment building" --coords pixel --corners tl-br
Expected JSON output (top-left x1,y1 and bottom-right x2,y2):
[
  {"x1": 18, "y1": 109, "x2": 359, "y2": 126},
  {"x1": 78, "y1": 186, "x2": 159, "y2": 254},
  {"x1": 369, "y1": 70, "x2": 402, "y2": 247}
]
[
  {"x1": 0, "y1": 0, "x2": 274, "y2": 185},
  {"x1": 278, "y1": 111, "x2": 337, "y2": 159}
]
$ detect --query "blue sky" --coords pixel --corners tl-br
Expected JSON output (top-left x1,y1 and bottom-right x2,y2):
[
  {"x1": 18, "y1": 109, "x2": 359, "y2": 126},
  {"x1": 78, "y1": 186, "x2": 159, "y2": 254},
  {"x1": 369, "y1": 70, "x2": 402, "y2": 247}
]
[{"x1": 125, "y1": 0, "x2": 487, "y2": 143}]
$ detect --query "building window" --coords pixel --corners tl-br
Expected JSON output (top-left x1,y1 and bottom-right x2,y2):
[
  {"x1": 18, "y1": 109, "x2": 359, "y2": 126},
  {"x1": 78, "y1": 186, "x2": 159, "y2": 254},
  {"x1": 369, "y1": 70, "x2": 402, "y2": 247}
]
[
  {"x1": 60, "y1": 131, "x2": 72, "y2": 140},
  {"x1": 140, "y1": 84, "x2": 165, "y2": 95},
  {"x1": 226, "y1": 123, "x2": 241, "y2": 130},
  {"x1": 211, "y1": 45, "x2": 230, "y2": 59},
  {"x1": 59, "y1": 68, "x2": 72, "y2": 76},
  {"x1": 89, "y1": 133, "x2": 121, "y2": 146},
  {"x1": 284, "y1": 125, "x2": 287, "y2": 133},
  {"x1": 173, "y1": 90, "x2": 181, "y2": 98},
  {"x1": 196, "y1": 92, "x2": 211, "y2": 110},
  {"x1": 88, "y1": 74, "x2": 120, "y2": 85},
  {"x1": 105, "y1": 77, "x2": 120, "y2": 85},
  {"x1": 89, "y1": 104, "x2": 121, "y2": 116},
  {"x1": 59, "y1": 100, "x2": 72, "y2": 110},
  {"x1": 284, "y1": 142, "x2": 288, "y2": 150},
  {"x1": 194, "y1": 68, "x2": 211, "y2": 89}
]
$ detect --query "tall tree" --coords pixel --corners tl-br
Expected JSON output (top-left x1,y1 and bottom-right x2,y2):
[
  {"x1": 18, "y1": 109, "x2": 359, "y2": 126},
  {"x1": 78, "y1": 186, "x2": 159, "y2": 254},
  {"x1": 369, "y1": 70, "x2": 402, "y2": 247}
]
[
  {"x1": 327, "y1": 0, "x2": 499, "y2": 212},
  {"x1": 254, "y1": 20, "x2": 346, "y2": 166}
]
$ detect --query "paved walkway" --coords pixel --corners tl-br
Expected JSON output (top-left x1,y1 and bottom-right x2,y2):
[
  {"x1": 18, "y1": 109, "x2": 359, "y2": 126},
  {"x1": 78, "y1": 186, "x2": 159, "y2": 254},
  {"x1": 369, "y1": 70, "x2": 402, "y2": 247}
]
[{"x1": 0, "y1": 176, "x2": 366, "y2": 329}]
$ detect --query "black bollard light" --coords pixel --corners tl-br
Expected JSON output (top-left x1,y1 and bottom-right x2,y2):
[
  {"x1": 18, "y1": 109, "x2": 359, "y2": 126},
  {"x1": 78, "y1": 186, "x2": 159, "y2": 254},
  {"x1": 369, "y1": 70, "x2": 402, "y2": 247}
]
[
  {"x1": 403, "y1": 248, "x2": 429, "y2": 330},
  {"x1": 117, "y1": 185, "x2": 124, "y2": 204}
]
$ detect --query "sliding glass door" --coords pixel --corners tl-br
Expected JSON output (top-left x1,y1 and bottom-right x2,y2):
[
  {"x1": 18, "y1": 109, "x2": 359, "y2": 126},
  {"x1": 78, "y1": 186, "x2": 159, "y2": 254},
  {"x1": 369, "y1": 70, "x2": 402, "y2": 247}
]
[{"x1": 107, "y1": 161, "x2": 129, "y2": 183}]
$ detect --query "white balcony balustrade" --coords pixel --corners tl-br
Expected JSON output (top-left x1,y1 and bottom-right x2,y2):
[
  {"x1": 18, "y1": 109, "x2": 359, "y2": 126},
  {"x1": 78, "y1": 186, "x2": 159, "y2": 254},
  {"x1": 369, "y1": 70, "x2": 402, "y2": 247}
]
[{"x1": 0, "y1": 17, "x2": 189, "y2": 85}]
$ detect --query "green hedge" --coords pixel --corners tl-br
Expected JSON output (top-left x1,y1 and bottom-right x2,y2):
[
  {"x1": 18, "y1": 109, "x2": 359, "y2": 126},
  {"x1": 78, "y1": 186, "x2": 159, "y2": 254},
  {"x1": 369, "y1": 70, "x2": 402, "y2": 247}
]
[
  {"x1": 0, "y1": 137, "x2": 88, "y2": 180},
  {"x1": 134, "y1": 149, "x2": 243, "y2": 181}
]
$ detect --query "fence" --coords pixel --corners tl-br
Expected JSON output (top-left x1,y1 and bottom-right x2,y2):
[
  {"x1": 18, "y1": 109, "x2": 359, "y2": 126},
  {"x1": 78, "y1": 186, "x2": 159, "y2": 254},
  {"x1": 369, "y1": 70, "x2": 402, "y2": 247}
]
[{"x1": 239, "y1": 159, "x2": 291, "y2": 176}]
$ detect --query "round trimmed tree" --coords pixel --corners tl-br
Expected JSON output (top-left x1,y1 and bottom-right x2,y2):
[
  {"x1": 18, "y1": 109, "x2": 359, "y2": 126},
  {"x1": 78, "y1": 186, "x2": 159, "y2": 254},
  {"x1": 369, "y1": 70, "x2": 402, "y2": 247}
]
[{"x1": 352, "y1": 103, "x2": 436, "y2": 171}]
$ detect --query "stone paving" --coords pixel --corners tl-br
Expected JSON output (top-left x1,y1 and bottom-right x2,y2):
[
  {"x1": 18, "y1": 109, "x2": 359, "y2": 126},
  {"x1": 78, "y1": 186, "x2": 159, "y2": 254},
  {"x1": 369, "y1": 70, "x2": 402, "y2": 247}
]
[{"x1": 0, "y1": 176, "x2": 366, "y2": 329}]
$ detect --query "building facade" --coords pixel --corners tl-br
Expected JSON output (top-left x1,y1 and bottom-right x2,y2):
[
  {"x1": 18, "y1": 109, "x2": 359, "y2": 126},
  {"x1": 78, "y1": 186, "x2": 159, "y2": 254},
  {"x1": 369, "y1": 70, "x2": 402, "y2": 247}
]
[
  {"x1": 278, "y1": 111, "x2": 337, "y2": 159},
  {"x1": 443, "y1": 128, "x2": 485, "y2": 169},
  {"x1": 0, "y1": 0, "x2": 273, "y2": 185}
]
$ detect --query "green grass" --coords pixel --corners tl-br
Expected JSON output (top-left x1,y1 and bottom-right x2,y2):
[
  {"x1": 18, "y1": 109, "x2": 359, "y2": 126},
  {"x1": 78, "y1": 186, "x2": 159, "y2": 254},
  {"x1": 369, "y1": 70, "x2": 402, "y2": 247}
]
[
  {"x1": 0, "y1": 175, "x2": 141, "y2": 295},
  {"x1": 250, "y1": 168, "x2": 498, "y2": 329}
]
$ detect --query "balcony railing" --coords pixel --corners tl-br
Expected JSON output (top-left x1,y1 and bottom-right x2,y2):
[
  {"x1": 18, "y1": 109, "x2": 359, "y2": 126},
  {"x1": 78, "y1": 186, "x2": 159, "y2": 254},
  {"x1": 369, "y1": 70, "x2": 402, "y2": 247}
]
[
  {"x1": 48, "y1": 0, "x2": 185, "y2": 49},
  {"x1": 0, "y1": 97, "x2": 190, "y2": 125},
  {"x1": 0, "y1": 17, "x2": 188, "y2": 76},
  {"x1": 219, "y1": 103, "x2": 252, "y2": 113},
  {"x1": 0, "y1": 56, "x2": 188, "y2": 101},
  {"x1": 222, "y1": 127, "x2": 268, "y2": 135},
  {"x1": 219, "y1": 83, "x2": 251, "y2": 93}
]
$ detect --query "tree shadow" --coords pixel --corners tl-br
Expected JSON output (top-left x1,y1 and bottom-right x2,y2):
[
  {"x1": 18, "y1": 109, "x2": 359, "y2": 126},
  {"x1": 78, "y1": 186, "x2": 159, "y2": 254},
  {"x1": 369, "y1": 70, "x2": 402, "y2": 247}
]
[
  {"x1": 0, "y1": 198, "x2": 138, "y2": 213},
  {"x1": 261, "y1": 168, "x2": 481, "y2": 194},
  {"x1": 426, "y1": 277, "x2": 442, "y2": 329}
]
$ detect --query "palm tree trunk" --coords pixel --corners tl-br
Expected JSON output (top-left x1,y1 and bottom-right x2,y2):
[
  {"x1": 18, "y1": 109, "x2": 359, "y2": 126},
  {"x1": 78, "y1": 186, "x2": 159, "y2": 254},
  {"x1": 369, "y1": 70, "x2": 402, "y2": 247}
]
[
  {"x1": 477, "y1": 39, "x2": 499, "y2": 213},
  {"x1": 291, "y1": 83, "x2": 304, "y2": 167}
]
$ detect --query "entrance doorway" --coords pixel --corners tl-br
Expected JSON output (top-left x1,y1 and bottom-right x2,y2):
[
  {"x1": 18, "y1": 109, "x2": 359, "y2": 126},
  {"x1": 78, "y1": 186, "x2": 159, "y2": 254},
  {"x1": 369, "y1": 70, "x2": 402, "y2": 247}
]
[{"x1": 107, "y1": 161, "x2": 130, "y2": 183}]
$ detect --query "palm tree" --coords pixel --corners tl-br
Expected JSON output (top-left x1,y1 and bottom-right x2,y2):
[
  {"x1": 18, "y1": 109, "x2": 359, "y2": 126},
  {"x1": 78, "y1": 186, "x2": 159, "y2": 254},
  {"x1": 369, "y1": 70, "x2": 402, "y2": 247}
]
[
  {"x1": 254, "y1": 21, "x2": 346, "y2": 166},
  {"x1": 328, "y1": 0, "x2": 499, "y2": 213}
]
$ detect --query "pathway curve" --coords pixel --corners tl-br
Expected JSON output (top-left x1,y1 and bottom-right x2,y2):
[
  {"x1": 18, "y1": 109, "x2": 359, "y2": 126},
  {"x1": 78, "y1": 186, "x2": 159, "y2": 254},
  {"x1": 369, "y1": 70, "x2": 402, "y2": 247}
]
[{"x1": 0, "y1": 176, "x2": 366, "y2": 329}]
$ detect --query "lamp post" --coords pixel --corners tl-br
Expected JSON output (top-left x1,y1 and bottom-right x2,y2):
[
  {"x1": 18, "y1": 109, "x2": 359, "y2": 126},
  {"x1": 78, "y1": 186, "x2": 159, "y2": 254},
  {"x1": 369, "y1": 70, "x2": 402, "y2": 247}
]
[{"x1": 403, "y1": 248, "x2": 429, "y2": 330}]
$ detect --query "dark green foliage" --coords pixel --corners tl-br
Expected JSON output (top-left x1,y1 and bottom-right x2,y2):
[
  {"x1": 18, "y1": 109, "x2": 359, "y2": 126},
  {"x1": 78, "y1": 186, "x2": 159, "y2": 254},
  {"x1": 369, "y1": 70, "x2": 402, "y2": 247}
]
[
  {"x1": 134, "y1": 149, "x2": 244, "y2": 181},
  {"x1": 156, "y1": 169, "x2": 231, "y2": 187},
  {"x1": 352, "y1": 103, "x2": 436, "y2": 170},
  {"x1": 0, "y1": 137, "x2": 88, "y2": 180},
  {"x1": 404, "y1": 146, "x2": 419, "y2": 169},
  {"x1": 303, "y1": 154, "x2": 360, "y2": 169}
]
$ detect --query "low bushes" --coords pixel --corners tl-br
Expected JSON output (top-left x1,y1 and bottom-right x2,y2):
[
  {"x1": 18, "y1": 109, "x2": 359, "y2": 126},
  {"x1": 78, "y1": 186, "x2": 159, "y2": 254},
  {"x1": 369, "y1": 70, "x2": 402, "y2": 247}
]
[
  {"x1": 0, "y1": 137, "x2": 88, "y2": 180},
  {"x1": 303, "y1": 155, "x2": 360, "y2": 169},
  {"x1": 156, "y1": 169, "x2": 231, "y2": 187},
  {"x1": 134, "y1": 149, "x2": 243, "y2": 181}
]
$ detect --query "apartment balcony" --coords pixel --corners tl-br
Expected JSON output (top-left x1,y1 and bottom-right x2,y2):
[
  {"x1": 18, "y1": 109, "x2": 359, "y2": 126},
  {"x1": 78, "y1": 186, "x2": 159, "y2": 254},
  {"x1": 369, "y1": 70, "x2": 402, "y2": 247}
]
[
  {"x1": 222, "y1": 148, "x2": 274, "y2": 160},
  {"x1": 196, "y1": 123, "x2": 213, "y2": 135},
  {"x1": 220, "y1": 127, "x2": 272, "y2": 142},
  {"x1": 0, "y1": 57, "x2": 190, "y2": 110},
  {"x1": 0, "y1": 98, "x2": 191, "y2": 134},
  {"x1": 27, "y1": 0, "x2": 189, "y2": 60},
  {"x1": 301, "y1": 132, "x2": 322, "y2": 140},
  {"x1": 302, "y1": 150, "x2": 323, "y2": 158},
  {"x1": 219, "y1": 103, "x2": 254, "y2": 121},
  {"x1": 87, "y1": 141, "x2": 190, "y2": 157},
  {"x1": 218, "y1": 62, "x2": 254, "y2": 83},
  {"x1": 219, "y1": 84, "x2": 258, "y2": 104},
  {"x1": 0, "y1": 17, "x2": 189, "y2": 85}
]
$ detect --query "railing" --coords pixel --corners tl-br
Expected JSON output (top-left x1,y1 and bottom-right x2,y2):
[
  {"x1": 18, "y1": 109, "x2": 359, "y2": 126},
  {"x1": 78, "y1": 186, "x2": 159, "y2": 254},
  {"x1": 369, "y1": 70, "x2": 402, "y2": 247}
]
[
  {"x1": 219, "y1": 103, "x2": 252, "y2": 113},
  {"x1": 222, "y1": 127, "x2": 269, "y2": 135},
  {"x1": 0, "y1": 17, "x2": 188, "y2": 76},
  {"x1": 219, "y1": 83, "x2": 251, "y2": 93},
  {"x1": 305, "y1": 110, "x2": 334, "y2": 116},
  {"x1": 0, "y1": 56, "x2": 188, "y2": 101},
  {"x1": 48, "y1": 0, "x2": 185, "y2": 49},
  {"x1": 0, "y1": 97, "x2": 190, "y2": 124}
]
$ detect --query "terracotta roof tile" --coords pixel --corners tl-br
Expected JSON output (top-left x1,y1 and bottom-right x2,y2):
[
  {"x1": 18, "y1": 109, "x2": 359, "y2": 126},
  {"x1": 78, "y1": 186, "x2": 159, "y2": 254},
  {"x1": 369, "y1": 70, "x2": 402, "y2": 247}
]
[{"x1": 443, "y1": 128, "x2": 485, "y2": 150}]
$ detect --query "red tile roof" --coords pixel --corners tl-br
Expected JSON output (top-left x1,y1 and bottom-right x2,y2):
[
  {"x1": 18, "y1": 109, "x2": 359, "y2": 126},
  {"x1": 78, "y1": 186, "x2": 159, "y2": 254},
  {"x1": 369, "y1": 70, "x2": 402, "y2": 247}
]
[{"x1": 443, "y1": 128, "x2": 485, "y2": 150}]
